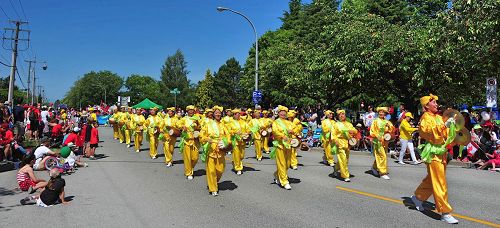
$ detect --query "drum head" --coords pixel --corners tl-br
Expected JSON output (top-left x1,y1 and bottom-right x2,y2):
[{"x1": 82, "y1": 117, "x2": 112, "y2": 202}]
[
  {"x1": 383, "y1": 133, "x2": 392, "y2": 141},
  {"x1": 348, "y1": 138, "x2": 357, "y2": 146}
]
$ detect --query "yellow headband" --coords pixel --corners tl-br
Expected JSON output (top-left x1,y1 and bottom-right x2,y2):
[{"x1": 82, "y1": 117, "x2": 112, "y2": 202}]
[
  {"x1": 324, "y1": 110, "x2": 333, "y2": 115},
  {"x1": 420, "y1": 94, "x2": 438, "y2": 107},
  {"x1": 212, "y1": 106, "x2": 223, "y2": 112},
  {"x1": 278, "y1": 105, "x2": 288, "y2": 112},
  {"x1": 287, "y1": 111, "x2": 296, "y2": 118},
  {"x1": 167, "y1": 107, "x2": 175, "y2": 111},
  {"x1": 186, "y1": 105, "x2": 195, "y2": 111},
  {"x1": 232, "y1": 108, "x2": 241, "y2": 114},
  {"x1": 336, "y1": 109, "x2": 345, "y2": 115}
]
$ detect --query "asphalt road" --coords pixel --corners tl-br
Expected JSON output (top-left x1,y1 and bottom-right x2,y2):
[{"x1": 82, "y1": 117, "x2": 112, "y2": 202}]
[{"x1": 1, "y1": 127, "x2": 499, "y2": 228}]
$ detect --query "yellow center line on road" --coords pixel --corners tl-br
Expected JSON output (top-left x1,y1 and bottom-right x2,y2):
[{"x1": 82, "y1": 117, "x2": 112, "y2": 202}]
[{"x1": 336, "y1": 186, "x2": 500, "y2": 228}]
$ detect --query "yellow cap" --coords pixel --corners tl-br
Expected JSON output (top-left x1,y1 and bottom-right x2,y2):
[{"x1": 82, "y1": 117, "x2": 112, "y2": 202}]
[
  {"x1": 336, "y1": 109, "x2": 345, "y2": 115},
  {"x1": 405, "y1": 112, "x2": 414, "y2": 119},
  {"x1": 278, "y1": 105, "x2": 288, "y2": 112},
  {"x1": 212, "y1": 105, "x2": 223, "y2": 112},
  {"x1": 232, "y1": 108, "x2": 241, "y2": 114},
  {"x1": 246, "y1": 108, "x2": 253, "y2": 113},
  {"x1": 287, "y1": 111, "x2": 296, "y2": 118},
  {"x1": 150, "y1": 107, "x2": 159, "y2": 111},
  {"x1": 262, "y1": 110, "x2": 269, "y2": 114},
  {"x1": 324, "y1": 110, "x2": 333, "y2": 115},
  {"x1": 167, "y1": 107, "x2": 175, "y2": 111},
  {"x1": 186, "y1": 105, "x2": 195, "y2": 111},
  {"x1": 204, "y1": 108, "x2": 213, "y2": 114},
  {"x1": 420, "y1": 94, "x2": 438, "y2": 107},
  {"x1": 376, "y1": 107, "x2": 389, "y2": 113}
]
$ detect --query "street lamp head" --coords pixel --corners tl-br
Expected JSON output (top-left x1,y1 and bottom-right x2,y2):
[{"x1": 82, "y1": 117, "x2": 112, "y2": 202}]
[{"x1": 217, "y1": 7, "x2": 227, "y2": 12}]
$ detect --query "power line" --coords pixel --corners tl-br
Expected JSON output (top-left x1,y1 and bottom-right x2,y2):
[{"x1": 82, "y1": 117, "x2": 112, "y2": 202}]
[
  {"x1": 8, "y1": 0, "x2": 21, "y2": 19},
  {"x1": 0, "y1": 6, "x2": 10, "y2": 19},
  {"x1": 0, "y1": 60, "x2": 11, "y2": 67},
  {"x1": 17, "y1": 0, "x2": 28, "y2": 21},
  {"x1": 16, "y1": 68, "x2": 26, "y2": 89}
]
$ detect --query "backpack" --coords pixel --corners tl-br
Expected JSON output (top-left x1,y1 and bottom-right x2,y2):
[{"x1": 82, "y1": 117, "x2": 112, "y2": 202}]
[{"x1": 29, "y1": 110, "x2": 36, "y2": 121}]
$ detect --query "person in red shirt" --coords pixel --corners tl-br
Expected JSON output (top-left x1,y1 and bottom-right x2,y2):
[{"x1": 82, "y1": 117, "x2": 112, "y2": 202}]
[
  {"x1": 0, "y1": 123, "x2": 14, "y2": 161},
  {"x1": 88, "y1": 122, "x2": 99, "y2": 160},
  {"x1": 63, "y1": 127, "x2": 80, "y2": 146}
]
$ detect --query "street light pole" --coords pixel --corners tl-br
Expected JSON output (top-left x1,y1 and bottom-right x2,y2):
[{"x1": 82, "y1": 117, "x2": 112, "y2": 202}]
[{"x1": 217, "y1": 7, "x2": 259, "y2": 107}]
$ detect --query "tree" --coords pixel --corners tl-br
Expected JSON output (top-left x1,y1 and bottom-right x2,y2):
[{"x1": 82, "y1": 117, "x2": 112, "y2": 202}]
[
  {"x1": 123, "y1": 74, "x2": 163, "y2": 105},
  {"x1": 160, "y1": 49, "x2": 194, "y2": 107},
  {"x1": 213, "y1": 58, "x2": 243, "y2": 107},
  {"x1": 63, "y1": 71, "x2": 123, "y2": 108},
  {"x1": 195, "y1": 70, "x2": 215, "y2": 108}
]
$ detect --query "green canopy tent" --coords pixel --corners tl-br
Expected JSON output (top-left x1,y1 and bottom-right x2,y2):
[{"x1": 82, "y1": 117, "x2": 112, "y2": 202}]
[{"x1": 131, "y1": 98, "x2": 163, "y2": 109}]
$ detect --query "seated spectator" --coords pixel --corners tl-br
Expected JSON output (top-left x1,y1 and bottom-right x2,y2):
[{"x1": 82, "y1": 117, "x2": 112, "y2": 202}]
[
  {"x1": 63, "y1": 127, "x2": 80, "y2": 146},
  {"x1": 20, "y1": 168, "x2": 70, "y2": 207},
  {"x1": 477, "y1": 140, "x2": 500, "y2": 171},
  {"x1": 0, "y1": 123, "x2": 14, "y2": 161},
  {"x1": 33, "y1": 137, "x2": 59, "y2": 171},
  {"x1": 17, "y1": 155, "x2": 47, "y2": 193}
]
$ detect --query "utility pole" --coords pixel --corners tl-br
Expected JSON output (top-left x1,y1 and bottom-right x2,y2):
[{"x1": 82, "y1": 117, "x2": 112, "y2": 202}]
[
  {"x1": 2, "y1": 20, "x2": 29, "y2": 107},
  {"x1": 37, "y1": 85, "x2": 42, "y2": 104},
  {"x1": 31, "y1": 59, "x2": 37, "y2": 105},
  {"x1": 25, "y1": 59, "x2": 34, "y2": 102}
]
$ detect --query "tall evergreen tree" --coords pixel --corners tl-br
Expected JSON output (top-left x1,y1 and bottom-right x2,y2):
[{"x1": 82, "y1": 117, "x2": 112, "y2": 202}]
[
  {"x1": 195, "y1": 70, "x2": 215, "y2": 108},
  {"x1": 160, "y1": 49, "x2": 193, "y2": 107},
  {"x1": 213, "y1": 58, "x2": 242, "y2": 108}
]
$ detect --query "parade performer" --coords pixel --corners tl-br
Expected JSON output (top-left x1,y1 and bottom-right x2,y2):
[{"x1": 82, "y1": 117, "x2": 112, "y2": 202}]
[
  {"x1": 222, "y1": 109, "x2": 233, "y2": 126},
  {"x1": 250, "y1": 110, "x2": 264, "y2": 161},
  {"x1": 332, "y1": 110, "x2": 357, "y2": 182},
  {"x1": 271, "y1": 105, "x2": 294, "y2": 190},
  {"x1": 200, "y1": 106, "x2": 231, "y2": 196},
  {"x1": 229, "y1": 109, "x2": 249, "y2": 175},
  {"x1": 411, "y1": 94, "x2": 459, "y2": 224},
  {"x1": 370, "y1": 107, "x2": 394, "y2": 180},
  {"x1": 177, "y1": 105, "x2": 201, "y2": 180},
  {"x1": 145, "y1": 107, "x2": 162, "y2": 159},
  {"x1": 111, "y1": 108, "x2": 120, "y2": 140},
  {"x1": 124, "y1": 108, "x2": 134, "y2": 148},
  {"x1": 132, "y1": 108, "x2": 145, "y2": 153},
  {"x1": 287, "y1": 110, "x2": 302, "y2": 170},
  {"x1": 262, "y1": 110, "x2": 273, "y2": 154},
  {"x1": 321, "y1": 110, "x2": 335, "y2": 166},
  {"x1": 117, "y1": 106, "x2": 127, "y2": 143},
  {"x1": 162, "y1": 107, "x2": 179, "y2": 167}
]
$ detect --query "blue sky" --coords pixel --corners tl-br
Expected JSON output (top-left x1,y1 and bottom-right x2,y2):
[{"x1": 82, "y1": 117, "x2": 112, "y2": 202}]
[{"x1": 0, "y1": 0, "x2": 310, "y2": 101}]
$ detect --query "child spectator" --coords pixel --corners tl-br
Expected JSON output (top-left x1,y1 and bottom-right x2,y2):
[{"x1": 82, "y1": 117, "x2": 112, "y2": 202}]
[
  {"x1": 87, "y1": 122, "x2": 99, "y2": 160},
  {"x1": 17, "y1": 155, "x2": 47, "y2": 193},
  {"x1": 20, "y1": 168, "x2": 70, "y2": 207},
  {"x1": 477, "y1": 140, "x2": 500, "y2": 171}
]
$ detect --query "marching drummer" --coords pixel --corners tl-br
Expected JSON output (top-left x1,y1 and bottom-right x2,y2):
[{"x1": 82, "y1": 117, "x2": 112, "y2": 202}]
[
  {"x1": 111, "y1": 108, "x2": 120, "y2": 140},
  {"x1": 250, "y1": 110, "x2": 264, "y2": 161},
  {"x1": 177, "y1": 105, "x2": 201, "y2": 180},
  {"x1": 272, "y1": 105, "x2": 295, "y2": 190},
  {"x1": 132, "y1": 108, "x2": 146, "y2": 153},
  {"x1": 261, "y1": 110, "x2": 273, "y2": 154},
  {"x1": 117, "y1": 106, "x2": 127, "y2": 144},
  {"x1": 229, "y1": 108, "x2": 250, "y2": 175},
  {"x1": 369, "y1": 107, "x2": 395, "y2": 180},
  {"x1": 162, "y1": 107, "x2": 179, "y2": 167},
  {"x1": 321, "y1": 110, "x2": 336, "y2": 166},
  {"x1": 222, "y1": 109, "x2": 233, "y2": 126},
  {"x1": 287, "y1": 110, "x2": 302, "y2": 170},
  {"x1": 124, "y1": 107, "x2": 134, "y2": 148},
  {"x1": 199, "y1": 106, "x2": 231, "y2": 196},
  {"x1": 331, "y1": 110, "x2": 357, "y2": 182},
  {"x1": 145, "y1": 107, "x2": 162, "y2": 159}
]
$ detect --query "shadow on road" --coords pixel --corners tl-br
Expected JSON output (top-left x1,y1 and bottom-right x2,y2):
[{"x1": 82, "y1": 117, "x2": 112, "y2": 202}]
[
  {"x1": 193, "y1": 169, "x2": 206, "y2": 177},
  {"x1": 93, "y1": 154, "x2": 108, "y2": 160},
  {"x1": 289, "y1": 178, "x2": 301, "y2": 184},
  {"x1": 364, "y1": 170, "x2": 379, "y2": 178},
  {"x1": 401, "y1": 197, "x2": 439, "y2": 220},
  {"x1": 172, "y1": 159, "x2": 184, "y2": 165},
  {"x1": 218, "y1": 181, "x2": 238, "y2": 191},
  {"x1": 242, "y1": 166, "x2": 260, "y2": 172},
  {"x1": 328, "y1": 172, "x2": 355, "y2": 181},
  {"x1": 0, "y1": 187, "x2": 20, "y2": 196}
]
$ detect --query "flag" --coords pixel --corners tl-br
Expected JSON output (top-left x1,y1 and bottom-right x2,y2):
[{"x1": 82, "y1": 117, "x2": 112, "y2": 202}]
[{"x1": 466, "y1": 142, "x2": 479, "y2": 156}]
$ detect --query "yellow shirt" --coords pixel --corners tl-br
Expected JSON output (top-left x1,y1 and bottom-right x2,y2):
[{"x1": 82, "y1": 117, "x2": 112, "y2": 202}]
[
  {"x1": 222, "y1": 116, "x2": 233, "y2": 126},
  {"x1": 250, "y1": 118, "x2": 263, "y2": 139},
  {"x1": 133, "y1": 114, "x2": 146, "y2": 132},
  {"x1": 332, "y1": 121, "x2": 357, "y2": 149},
  {"x1": 229, "y1": 118, "x2": 249, "y2": 146},
  {"x1": 177, "y1": 115, "x2": 200, "y2": 145},
  {"x1": 399, "y1": 119, "x2": 417, "y2": 140},
  {"x1": 419, "y1": 111, "x2": 449, "y2": 163},
  {"x1": 321, "y1": 119, "x2": 335, "y2": 142},
  {"x1": 145, "y1": 115, "x2": 162, "y2": 135},
  {"x1": 200, "y1": 119, "x2": 230, "y2": 158},
  {"x1": 272, "y1": 118, "x2": 294, "y2": 149},
  {"x1": 370, "y1": 118, "x2": 394, "y2": 144}
]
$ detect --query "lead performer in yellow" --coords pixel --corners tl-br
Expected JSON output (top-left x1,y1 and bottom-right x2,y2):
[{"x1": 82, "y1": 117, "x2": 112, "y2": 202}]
[
  {"x1": 116, "y1": 106, "x2": 126, "y2": 143},
  {"x1": 132, "y1": 108, "x2": 145, "y2": 152},
  {"x1": 111, "y1": 108, "x2": 120, "y2": 140},
  {"x1": 271, "y1": 105, "x2": 294, "y2": 190},
  {"x1": 287, "y1": 110, "x2": 302, "y2": 170},
  {"x1": 321, "y1": 110, "x2": 335, "y2": 166},
  {"x1": 261, "y1": 110, "x2": 273, "y2": 154},
  {"x1": 369, "y1": 107, "x2": 394, "y2": 180},
  {"x1": 145, "y1": 107, "x2": 162, "y2": 159},
  {"x1": 162, "y1": 107, "x2": 179, "y2": 167},
  {"x1": 229, "y1": 109, "x2": 249, "y2": 175},
  {"x1": 250, "y1": 110, "x2": 264, "y2": 161},
  {"x1": 177, "y1": 105, "x2": 201, "y2": 180},
  {"x1": 200, "y1": 106, "x2": 231, "y2": 196},
  {"x1": 332, "y1": 110, "x2": 357, "y2": 182},
  {"x1": 411, "y1": 94, "x2": 458, "y2": 224},
  {"x1": 124, "y1": 107, "x2": 134, "y2": 148}
]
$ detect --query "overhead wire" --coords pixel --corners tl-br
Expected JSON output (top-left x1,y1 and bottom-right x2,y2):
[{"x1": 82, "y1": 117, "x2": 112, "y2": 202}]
[
  {"x1": 17, "y1": 0, "x2": 28, "y2": 21},
  {"x1": 0, "y1": 6, "x2": 11, "y2": 19},
  {"x1": 8, "y1": 0, "x2": 21, "y2": 19}
]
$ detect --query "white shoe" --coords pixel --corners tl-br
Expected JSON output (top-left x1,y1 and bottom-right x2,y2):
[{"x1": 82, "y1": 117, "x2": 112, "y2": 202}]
[
  {"x1": 344, "y1": 178, "x2": 351, "y2": 182},
  {"x1": 441, "y1": 213, "x2": 458, "y2": 224},
  {"x1": 257, "y1": 158, "x2": 262, "y2": 162},
  {"x1": 274, "y1": 178, "x2": 280, "y2": 185},
  {"x1": 412, "y1": 161, "x2": 421, "y2": 165},
  {"x1": 291, "y1": 166, "x2": 298, "y2": 170},
  {"x1": 127, "y1": 144, "x2": 131, "y2": 148},
  {"x1": 284, "y1": 183, "x2": 292, "y2": 190},
  {"x1": 411, "y1": 195, "x2": 424, "y2": 211},
  {"x1": 135, "y1": 150, "x2": 139, "y2": 153},
  {"x1": 398, "y1": 161, "x2": 406, "y2": 165},
  {"x1": 227, "y1": 152, "x2": 231, "y2": 155},
  {"x1": 329, "y1": 163, "x2": 335, "y2": 167},
  {"x1": 381, "y1": 175, "x2": 390, "y2": 180},
  {"x1": 236, "y1": 171, "x2": 242, "y2": 175},
  {"x1": 211, "y1": 192, "x2": 218, "y2": 196},
  {"x1": 166, "y1": 162, "x2": 172, "y2": 167},
  {"x1": 187, "y1": 175, "x2": 193, "y2": 180},
  {"x1": 371, "y1": 167, "x2": 379, "y2": 176},
  {"x1": 151, "y1": 156, "x2": 157, "y2": 160},
  {"x1": 84, "y1": 163, "x2": 88, "y2": 168}
]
